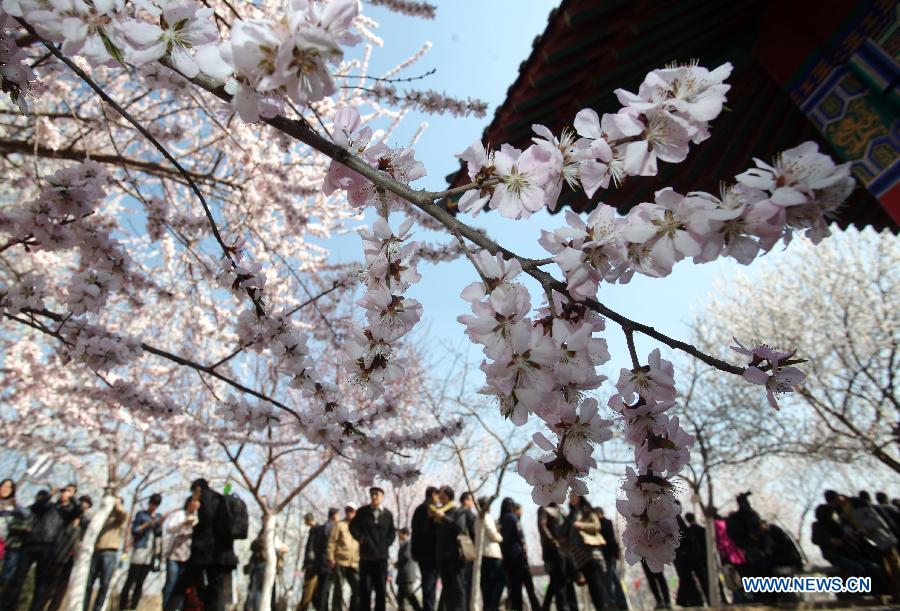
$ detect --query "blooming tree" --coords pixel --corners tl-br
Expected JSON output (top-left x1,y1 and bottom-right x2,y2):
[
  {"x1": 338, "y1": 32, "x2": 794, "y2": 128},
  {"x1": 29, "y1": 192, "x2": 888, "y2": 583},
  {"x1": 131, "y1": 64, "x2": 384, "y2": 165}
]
[{"x1": 0, "y1": 0, "x2": 863, "y2": 572}]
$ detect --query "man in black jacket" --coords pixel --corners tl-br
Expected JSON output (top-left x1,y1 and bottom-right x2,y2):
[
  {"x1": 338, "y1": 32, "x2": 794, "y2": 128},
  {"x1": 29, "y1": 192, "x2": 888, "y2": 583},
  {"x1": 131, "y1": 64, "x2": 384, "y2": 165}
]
[
  {"x1": 410, "y1": 486, "x2": 438, "y2": 611},
  {"x1": 350, "y1": 486, "x2": 396, "y2": 611},
  {"x1": 3, "y1": 487, "x2": 80, "y2": 611},
  {"x1": 297, "y1": 513, "x2": 321, "y2": 611},
  {"x1": 433, "y1": 486, "x2": 468, "y2": 611},
  {"x1": 167, "y1": 479, "x2": 237, "y2": 611}
]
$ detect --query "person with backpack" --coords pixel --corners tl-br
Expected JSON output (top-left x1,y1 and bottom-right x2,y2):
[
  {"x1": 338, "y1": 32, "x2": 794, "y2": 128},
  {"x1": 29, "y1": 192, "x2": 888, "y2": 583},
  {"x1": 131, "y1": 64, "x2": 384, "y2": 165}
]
[
  {"x1": 350, "y1": 486, "x2": 396, "y2": 611},
  {"x1": 119, "y1": 493, "x2": 164, "y2": 610},
  {"x1": 168, "y1": 479, "x2": 241, "y2": 611},
  {"x1": 432, "y1": 486, "x2": 470, "y2": 611}
]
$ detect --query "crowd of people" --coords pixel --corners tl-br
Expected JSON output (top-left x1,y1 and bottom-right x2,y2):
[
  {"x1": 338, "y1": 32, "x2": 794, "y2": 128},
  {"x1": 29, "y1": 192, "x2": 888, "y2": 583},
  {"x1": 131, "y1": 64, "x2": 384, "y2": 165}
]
[
  {"x1": 245, "y1": 485, "x2": 631, "y2": 611},
  {"x1": 2, "y1": 474, "x2": 898, "y2": 611},
  {"x1": 0, "y1": 477, "x2": 243, "y2": 611},
  {"x1": 811, "y1": 490, "x2": 900, "y2": 598}
]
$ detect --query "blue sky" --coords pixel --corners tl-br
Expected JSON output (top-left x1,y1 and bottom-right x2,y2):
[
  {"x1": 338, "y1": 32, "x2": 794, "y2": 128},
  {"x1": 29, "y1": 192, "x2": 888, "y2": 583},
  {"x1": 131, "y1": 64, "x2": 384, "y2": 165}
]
[
  {"x1": 308, "y1": 0, "x2": 762, "y2": 519},
  {"x1": 328, "y1": 0, "x2": 746, "y2": 377}
]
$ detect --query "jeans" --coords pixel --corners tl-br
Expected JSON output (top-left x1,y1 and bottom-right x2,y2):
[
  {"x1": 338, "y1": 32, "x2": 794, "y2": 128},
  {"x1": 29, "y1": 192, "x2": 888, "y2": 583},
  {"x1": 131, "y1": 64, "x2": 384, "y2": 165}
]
[
  {"x1": 84, "y1": 550, "x2": 119, "y2": 611},
  {"x1": 163, "y1": 559, "x2": 185, "y2": 609},
  {"x1": 542, "y1": 548, "x2": 572, "y2": 611},
  {"x1": 603, "y1": 557, "x2": 628, "y2": 610},
  {"x1": 120, "y1": 563, "x2": 153, "y2": 610},
  {"x1": 641, "y1": 560, "x2": 670, "y2": 607},
  {"x1": 0, "y1": 548, "x2": 21, "y2": 585},
  {"x1": 438, "y1": 558, "x2": 466, "y2": 611},
  {"x1": 245, "y1": 563, "x2": 265, "y2": 611},
  {"x1": 358, "y1": 559, "x2": 388, "y2": 611},
  {"x1": 315, "y1": 571, "x2": 332, "y2": 611},
  {"x1": 580, "y1": 560, "x2": 610, "y2": 611},
  {"x1": 332, "y1": 565, "x2": 359, "y2": 611},
  {"x1": 2, "y1": 543, "x2": 55, "y2": 611},
  {"x1": 417, "y1": 560, "x2": 437, "y2": 611},
  {"x1": 504, "y1": 555, "x2": 541, "y2": 611},
  {"x1": 165, "y1": 564, "x2": 230, "y2": 611},
  {"x1": 480, "y1": 557, "x2": 505, "y2": 611}
]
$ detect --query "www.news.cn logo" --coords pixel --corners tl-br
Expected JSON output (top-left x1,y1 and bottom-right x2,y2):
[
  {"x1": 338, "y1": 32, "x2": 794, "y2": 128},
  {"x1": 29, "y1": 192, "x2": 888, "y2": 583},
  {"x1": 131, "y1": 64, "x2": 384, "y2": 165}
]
[{"x1": 742, "y1": 576, "x2": 872, "y2": 594}]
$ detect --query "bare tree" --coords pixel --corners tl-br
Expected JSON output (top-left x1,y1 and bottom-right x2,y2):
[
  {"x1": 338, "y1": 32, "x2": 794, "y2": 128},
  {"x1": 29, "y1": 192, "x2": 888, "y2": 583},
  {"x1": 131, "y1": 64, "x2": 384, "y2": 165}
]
[{"x1": 698, "y1": 228, "x2": 898, "y2": 473}]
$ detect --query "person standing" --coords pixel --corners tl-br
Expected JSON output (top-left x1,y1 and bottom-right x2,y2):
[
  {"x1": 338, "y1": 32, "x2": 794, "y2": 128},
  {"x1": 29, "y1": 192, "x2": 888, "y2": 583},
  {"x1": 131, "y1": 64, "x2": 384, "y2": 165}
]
[
  {"x1": 433, "y1": 486, "x2": 468, "y2": 611},
  {"x1": 46, "y1": 494, "x2": 94, "y2": 611},
  {"x1": 673, "y1": 514, "x2": 704, "y2": 608},
  {"x1": 0, "y1": 478, "x2": 26, "y2": 592},
  {"x1": 163, "y1": 496, "x2": 200, "y2": 609},
  {"x1": 119, "y1": 493, "x2": 163, "y2": 610},
  {"x1": 639, "y1": 560, "x2": 670, "y2": 610},
  {"x1": 314, "y1": 508, "x2": 339, "y2": 611},
  {"x1": 410, "y1": 487, "x2": 438, "y2": 611},
  {"x1": 350, "y1": 486, "x2": 396, "y2": 611},
  {"x1": 562, "y1": 494, "x2": 609, "y2": 611},
  {"x1": 83, "y1": 496, "x2": 128, "y2": 611},
  {"x1": 395, "y1": 528, "x2": 420, "y2": 611},
  {"x1": 459, "y1": 492, "x2": 477, "y2": 611},
  {"x1": 538, "y1": 502, "x2": 574, "y2": 611},
  {"x1": 596, "y1": 507, "x2": 628, "y2": 610},
  {"x1": 3, "y1": 489, "x2": 67, "y2": 611},
  {"x1": 297, "y1": 513, "x2": 321, "y2": 611},
  {"x1": 327, "y1": 503, "x2": 360, "y2": 611},
  {"x1": 499, "y1": 499, "x2": 541, "y2": 611},
  {"x1": 476, "y1": 498, "x2": 504, "y2": 611},
  {"x1": 178, "y1": 479, "x2": 238, "y2": 611}
]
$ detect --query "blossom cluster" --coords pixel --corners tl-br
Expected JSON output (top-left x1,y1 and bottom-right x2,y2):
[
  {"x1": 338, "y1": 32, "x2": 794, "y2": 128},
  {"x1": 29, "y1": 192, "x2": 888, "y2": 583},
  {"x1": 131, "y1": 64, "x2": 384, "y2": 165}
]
[
  {"x1": 63, "y1": 321, "x2": 142, "y2": 371},
  {"x1": 732, "y1": 338, "x2": 807, "y2": 410},
  {"x1": 454, "y1": 250, "x2": 613, "y2": 504},
  {"x1": 540, "y1": 142, "x2": 855, "y2": 300},
  {"x1": 364, "y1": 84, "x2": 488, "y2": 118},
  {"x1": 0, "y1": 13, "x2": 39, "y2": 112},
  {"x1": 100, "y1": 380, "x2": 179, "y2": 420},
  {"x1": 0, "y1": 271, "x2": 46, "y2": 315},
  {"x1": 0, "y1": 161, "x2": 141, "y2": 316},
  {"x1": 344, "y1": 216, "x2": 423, "y2": 399},
  {"x1": 217, "y1": 395, "x2": 274, "y2": 432},
  {"x1": 609, "y1": 349, "x2": 693, "y2": 572},
  {"x1": 5, "y1": 0, "x2": 362, "y2": 121},
  {"x1": 455, "y1": 62, "x2": 734, "y2": 220},
  {"x1": 323, "y1": 105, "x2": 426, "y2": 209}
]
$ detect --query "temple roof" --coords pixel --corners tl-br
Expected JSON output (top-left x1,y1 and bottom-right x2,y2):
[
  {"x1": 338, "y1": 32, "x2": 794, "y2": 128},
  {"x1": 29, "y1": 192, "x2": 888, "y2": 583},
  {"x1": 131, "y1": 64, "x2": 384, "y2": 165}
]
[{"x1": 446, "y1": 0, "x2": 898, "y2": 233}]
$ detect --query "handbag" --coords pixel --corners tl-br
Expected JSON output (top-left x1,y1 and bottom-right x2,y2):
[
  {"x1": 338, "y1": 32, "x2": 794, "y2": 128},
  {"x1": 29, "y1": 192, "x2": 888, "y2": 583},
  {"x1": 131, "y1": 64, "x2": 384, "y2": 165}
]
[
  {"x1": 457, "y1": 533, "x2": 477, "y2": 563},
  {"x1": 578, "y1": 530, "x2": 606, "y2": 547}
]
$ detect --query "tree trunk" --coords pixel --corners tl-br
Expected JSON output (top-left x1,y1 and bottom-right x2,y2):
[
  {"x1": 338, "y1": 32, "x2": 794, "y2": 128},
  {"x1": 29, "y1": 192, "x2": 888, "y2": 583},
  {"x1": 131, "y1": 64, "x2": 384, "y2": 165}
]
[
  {"x1": 259, "y1": 512, "x2": 278, "y2": 611},
  {"x1": 469, "y1": 511, "x2": 488, "y2": 611},
  {"x1": 66, "y1": 494, "x2": 116, "y2": 611},
  {"x1": 704, "y1": 508, "x2": 720, "y2": 606}
]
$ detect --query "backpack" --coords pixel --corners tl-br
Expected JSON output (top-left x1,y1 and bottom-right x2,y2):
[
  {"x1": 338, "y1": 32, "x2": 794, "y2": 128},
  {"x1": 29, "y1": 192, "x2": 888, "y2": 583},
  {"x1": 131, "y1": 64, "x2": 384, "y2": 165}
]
[{"x1": 216, "y1": 493, "x2": 249, "y2": 541}]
